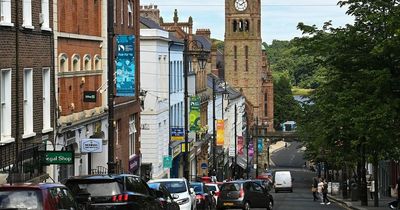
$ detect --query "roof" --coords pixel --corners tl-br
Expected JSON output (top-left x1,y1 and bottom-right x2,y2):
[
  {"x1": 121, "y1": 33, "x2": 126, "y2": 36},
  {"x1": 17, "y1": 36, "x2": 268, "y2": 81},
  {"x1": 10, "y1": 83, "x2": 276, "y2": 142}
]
[
  {"x1": 140, "y1": 16, "x2": 164, "y2": 30},
  {"x1": 194, "y1": 35, "x2": 211, "y2": 51},
  {"x1": 169, "y1": 32, "x2": 183, "y2": 44},
  {"x1": 207, "y1": 74, "x2": 242, "y2": 100},
  {"x1": 0, "y1": 183, "x2": 66, "y2": 189},
  {"x1": 63, "y1": 174, "x2": 140, "y2": 182},
  {"x1": 148, "y1": 178, "x2": 187, "y2": 183}
]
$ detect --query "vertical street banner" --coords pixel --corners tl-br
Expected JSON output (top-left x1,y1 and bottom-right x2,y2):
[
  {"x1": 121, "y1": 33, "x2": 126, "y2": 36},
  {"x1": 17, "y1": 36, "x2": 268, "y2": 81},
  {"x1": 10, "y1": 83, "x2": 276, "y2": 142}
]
[
  {"x1": 258, "y1": 138, "x2": 264, "y2": 152},
  {"x1": 249, "y1": 140, "x2": 254, "y2": 157},
  {"x1": 216, "y1": 120, "x2": 224, "y2": 146},
  {"x1": 237, "y1": 136, "x2": 244, "y2": 155},
  {"x1": 189, "y1": 96, "x2": 200, "y2": 131},
  {"x1": 116, "y1": 35, "x2": 135, "y2": 96}
]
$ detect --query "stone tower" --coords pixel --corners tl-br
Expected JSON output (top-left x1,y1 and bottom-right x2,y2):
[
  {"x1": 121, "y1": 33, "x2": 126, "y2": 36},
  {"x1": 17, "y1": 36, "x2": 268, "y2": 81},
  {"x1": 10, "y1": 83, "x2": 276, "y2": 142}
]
[{"x1": 224, "y1": 0, "x2": 273, "y2": 129}]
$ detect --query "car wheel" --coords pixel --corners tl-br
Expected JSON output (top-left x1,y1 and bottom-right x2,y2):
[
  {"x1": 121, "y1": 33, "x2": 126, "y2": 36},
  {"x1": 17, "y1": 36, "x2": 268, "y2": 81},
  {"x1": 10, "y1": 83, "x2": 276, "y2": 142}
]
[
  {"x1": 243, "y1": 202, "x2": 251, "y2": 210},
  {"x1": 275, "y1": 189, "x2": 278, "y2": 193}
]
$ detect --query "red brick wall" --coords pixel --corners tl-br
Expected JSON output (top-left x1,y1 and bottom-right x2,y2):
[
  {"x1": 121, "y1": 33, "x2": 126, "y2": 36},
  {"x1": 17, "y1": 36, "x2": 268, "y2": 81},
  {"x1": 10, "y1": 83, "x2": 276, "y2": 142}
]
[
  {"x1": 58, "y1": 0, "x2": 101, "y2": 36},
  {"x1": 58, "y1": 38, "x2": 102, "y2": 70}
]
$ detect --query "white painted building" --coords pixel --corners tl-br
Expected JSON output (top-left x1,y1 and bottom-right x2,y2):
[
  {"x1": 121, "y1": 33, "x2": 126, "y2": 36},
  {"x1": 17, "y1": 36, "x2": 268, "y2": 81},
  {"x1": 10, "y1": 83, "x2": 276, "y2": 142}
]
[{"x1": 140, "y1": 20, "x2": 171, "y2": 179}]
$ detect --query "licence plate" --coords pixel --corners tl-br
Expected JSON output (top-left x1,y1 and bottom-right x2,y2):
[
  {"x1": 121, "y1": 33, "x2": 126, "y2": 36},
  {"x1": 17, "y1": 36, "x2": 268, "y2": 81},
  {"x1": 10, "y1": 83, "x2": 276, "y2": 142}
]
[{"x1": 224, "y1": 202, "x2": 234, "y2": 206}]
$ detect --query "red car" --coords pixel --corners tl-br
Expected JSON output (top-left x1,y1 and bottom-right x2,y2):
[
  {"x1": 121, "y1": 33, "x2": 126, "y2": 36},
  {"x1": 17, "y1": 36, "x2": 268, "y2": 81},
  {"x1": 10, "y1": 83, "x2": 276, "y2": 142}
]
[{"x1": 0, "y1": 182, "x2": 78, "y2": 210}]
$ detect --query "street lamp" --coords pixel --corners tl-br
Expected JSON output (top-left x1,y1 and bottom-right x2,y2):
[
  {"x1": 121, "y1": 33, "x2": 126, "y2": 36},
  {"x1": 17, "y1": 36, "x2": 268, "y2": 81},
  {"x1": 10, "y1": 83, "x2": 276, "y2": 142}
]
[{"x1": 183, "y1": 37, "x2": 209, "y2": 181}]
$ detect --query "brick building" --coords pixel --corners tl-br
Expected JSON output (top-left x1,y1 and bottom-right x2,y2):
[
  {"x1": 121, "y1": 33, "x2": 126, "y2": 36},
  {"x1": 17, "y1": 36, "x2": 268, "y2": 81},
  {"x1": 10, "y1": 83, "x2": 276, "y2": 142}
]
[{"x1": 0, "y1": 0, "x2": 55, "y2": 182}]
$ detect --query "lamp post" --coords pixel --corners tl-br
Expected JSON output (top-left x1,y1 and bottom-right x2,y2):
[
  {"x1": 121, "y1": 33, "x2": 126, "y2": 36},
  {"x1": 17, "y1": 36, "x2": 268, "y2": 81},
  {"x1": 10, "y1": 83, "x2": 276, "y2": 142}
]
[
  {"x1": 183, "y1": 37, "x2": 209, "y2": 181},
  {"x1": 107, "y1": 0, "x2": 115, "y2": 174}
]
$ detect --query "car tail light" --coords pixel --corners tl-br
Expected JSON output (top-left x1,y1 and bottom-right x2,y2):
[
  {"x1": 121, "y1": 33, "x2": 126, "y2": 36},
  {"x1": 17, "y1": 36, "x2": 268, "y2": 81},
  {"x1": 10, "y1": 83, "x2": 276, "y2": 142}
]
[
  {"x1": 239, "y1": 189, "x2": 244, "y2": 198},
  {"x1": 215, "y1": 191, "x2": 220, "y2": 197},
  {"x1": 196, "y1": 194, "x2": 205, "y2": 200},
  {"x1": 112, "y1": 194, "x2": 129, "y2": 202}
]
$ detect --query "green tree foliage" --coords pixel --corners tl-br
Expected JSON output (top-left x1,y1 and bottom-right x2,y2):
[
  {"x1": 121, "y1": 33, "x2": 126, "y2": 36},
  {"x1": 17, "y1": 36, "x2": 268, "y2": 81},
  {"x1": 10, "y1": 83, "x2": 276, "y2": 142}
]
[{"x1": 296, "y1": 0, "x2": 400, "y2": 167}]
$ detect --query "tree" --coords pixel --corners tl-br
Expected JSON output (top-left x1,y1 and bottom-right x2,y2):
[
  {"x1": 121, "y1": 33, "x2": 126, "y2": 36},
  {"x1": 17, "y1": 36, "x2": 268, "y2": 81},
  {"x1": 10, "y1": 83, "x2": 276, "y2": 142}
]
[{"x1": 296, "y1": 0, "x2": 400, "y2": 207}]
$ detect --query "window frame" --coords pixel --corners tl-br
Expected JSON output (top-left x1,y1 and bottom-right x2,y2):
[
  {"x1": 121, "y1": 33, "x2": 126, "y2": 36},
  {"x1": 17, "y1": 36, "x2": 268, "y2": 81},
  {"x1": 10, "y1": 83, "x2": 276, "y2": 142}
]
[
  {"x1": 41, "y1": 0, "x2": 51, "y2": 30},
  {"x1": 0, "y1": 0, "x2": 13, "y2": 26},
  {"x1": 23, "y1": 68, "x2": 35, "y2": 138},
  {"x1": 23, "y1": 0, "x2": 33, "y2": 28},
  {"x1": 0, "y1": 68, "x2": 13, "y2": 142},
  {"x1": 42, "y1": 68, "x2": 52, "y2": 133},
  {"x1": 129, "y1": 115, "x2": 136, "y2": 156}
]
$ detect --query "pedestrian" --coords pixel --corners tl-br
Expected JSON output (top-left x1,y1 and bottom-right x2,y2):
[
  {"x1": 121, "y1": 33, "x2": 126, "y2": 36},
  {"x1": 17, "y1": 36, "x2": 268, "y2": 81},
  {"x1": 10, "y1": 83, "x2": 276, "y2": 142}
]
[
  {"x1": 388, "y1": 176, "x2": 399, "y2": 210},
  {"x1": 322, "y1": 178, "x2": 331, "y2": 205},
  {"x1": 318, "y1": 178, "x2": 324, "y2": 204},
  {"x1": 312, "y1": 176, "x2": 319, "y2": 201},
  {"x1": 369, "y1": 176, "x2": 375, "y2": 200}
]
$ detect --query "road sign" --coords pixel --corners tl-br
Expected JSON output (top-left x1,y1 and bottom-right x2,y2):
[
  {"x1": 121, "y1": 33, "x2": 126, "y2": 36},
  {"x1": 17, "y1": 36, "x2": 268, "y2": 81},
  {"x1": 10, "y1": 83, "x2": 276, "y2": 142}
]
[
  {"x1": 163, "y1": 156, "x2": 173, "y2": 168},
  {"x1": 201, "y1": 163, "x2": 208, "y2": 169}
]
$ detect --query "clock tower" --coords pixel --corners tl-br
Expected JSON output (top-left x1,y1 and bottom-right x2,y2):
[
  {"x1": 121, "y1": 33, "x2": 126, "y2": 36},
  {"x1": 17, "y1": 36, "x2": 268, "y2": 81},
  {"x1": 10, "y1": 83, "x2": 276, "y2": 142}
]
[{"x1": 224, "y1": 0, "x2": 273, "y2": 127}]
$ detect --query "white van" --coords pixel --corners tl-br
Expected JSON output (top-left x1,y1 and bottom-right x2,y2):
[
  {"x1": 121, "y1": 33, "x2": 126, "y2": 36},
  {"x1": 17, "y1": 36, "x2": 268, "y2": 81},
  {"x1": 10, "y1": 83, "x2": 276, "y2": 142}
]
[{"x1": 274, "y1": 171, "x2": 293, "y2": 193}]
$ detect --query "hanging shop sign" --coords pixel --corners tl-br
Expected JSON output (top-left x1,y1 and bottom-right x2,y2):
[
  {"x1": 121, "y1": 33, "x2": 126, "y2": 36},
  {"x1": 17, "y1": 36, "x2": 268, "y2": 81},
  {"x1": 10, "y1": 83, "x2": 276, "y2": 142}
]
[
  {"x1": 216, "y1": 120, "x2": 224, "y2": 146},
  {"x1": 81, "y1": 139, "x2": 103, "y2": 153},
  {"x1": 258, "y1": 138, "x2": 264, "y2": 152},
  {"x1": 172, "y1": 144, "x2": 182, "y2": 158},
  {"x1": 129, "y1": 154, "x2": 140, "y2": 173},
  {"x1": 237, "y1": 136, "x2": 244, "y2": 155},
  {"x1": 189, "y1": 96, "x2": 201, "y2": 131},
  {"x1": 41, "y1": 151, "x2": 74, "y2": 165},
  {"x1": 83, "y1": 91, "x2": 97, "y2": 102}
]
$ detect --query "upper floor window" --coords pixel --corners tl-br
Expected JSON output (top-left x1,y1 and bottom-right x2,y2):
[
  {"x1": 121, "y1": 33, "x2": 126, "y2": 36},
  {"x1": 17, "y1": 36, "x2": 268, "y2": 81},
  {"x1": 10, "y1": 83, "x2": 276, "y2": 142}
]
[
  {"x1": 245, "y1": 46, "x2": 249, "y2": 71},
  {"x1": 244, "y1": 20, "x2": 249, "y2": 31},
  {"x1": 41, "y1": 0, "x2": 50, "y2": 30},
  {"x1": 72, "y1": 54, "x2": 80, "y2": 71},
  {"x1": 1, "y1": 68, "x2": 12, "y2": 141},
  {"x1": 59, "y1": 53, "x2": 69, "y2": 72},
  {"x1": 83, "y1": 54, "x2": 91, "y2": 71},
  {"x1": 42, "y1": 68, "x2": 52, "y2": 132},
  {"x1": 129, "y1": 115, "x2": 136, "y2": 156},
  {"x1": 0, "y1": 0, "x2": 13, "y2": 26},
  {"x1": 23, "y1": 0, "x2": 33, "y2": 28},
  {"x1": 120, "y1": 0, "x2": 124, "y2": 25},
  {"x1": 94, "y1": 55, "x2": 101, "y2": 70},
  {"x1": 234, "y1": 45, "x2": 237, "y2": 71},
  {"x1": 233, "y1": 20, "x2": 237, "y2": 32},
  {"x1": 239, "y1": 20, "x2": 244, "y2": 31},
  {"x1": 113, "y1": 0, "x2": 116, "y2": 23},
  {"x1": 128, "y1": 0, "x2": 133, "y2": 27},
  {"x1": 23, "y1": 68, "x2": 35, "y2": 138}
]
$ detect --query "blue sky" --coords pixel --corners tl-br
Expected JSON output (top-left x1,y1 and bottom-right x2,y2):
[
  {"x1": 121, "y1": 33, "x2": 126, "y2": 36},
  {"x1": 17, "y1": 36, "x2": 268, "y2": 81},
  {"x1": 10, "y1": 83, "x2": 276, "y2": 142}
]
[{"x1": 140, "y1": 0, "x2": 354, "y2": 44}]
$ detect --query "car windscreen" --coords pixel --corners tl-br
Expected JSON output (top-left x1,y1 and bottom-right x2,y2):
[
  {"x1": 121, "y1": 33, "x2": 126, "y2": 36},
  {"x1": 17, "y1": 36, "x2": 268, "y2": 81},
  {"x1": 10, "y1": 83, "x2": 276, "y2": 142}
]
[
  {"x1": 154, "y1": 181, "x2": 187, "y2": 193},
  {"x1": 220, "y1": 183, "x2": 241, "y2": 192},
  {"x1": 66, "y1": 180, "x2": 123, "y2": 197},
  {"x1": 0, "y1": 189, "x2": 43, "y2": 210},
  {"x1": 190, "y1": 183, "x2": 203, "y2": 194},
  {"x1": 206, "y1": 185, "x2": 217, "y2": 191}
]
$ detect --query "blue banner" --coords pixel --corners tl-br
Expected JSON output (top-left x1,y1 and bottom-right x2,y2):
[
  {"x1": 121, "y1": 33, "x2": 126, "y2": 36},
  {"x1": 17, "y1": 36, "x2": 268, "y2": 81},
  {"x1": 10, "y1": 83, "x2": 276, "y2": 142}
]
[
  {"x1": 116, "y1": 35, "x2": 135, "y2": 96},
  {"x1": 258, "y1": 138, "x2": 263, "y2": 152}
]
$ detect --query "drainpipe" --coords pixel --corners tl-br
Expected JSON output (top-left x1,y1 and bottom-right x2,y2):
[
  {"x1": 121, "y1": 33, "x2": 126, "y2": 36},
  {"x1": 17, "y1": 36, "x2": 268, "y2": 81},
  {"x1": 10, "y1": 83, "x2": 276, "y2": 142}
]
[{"x1": 168, "y1": 40, "x2": 173, "y2": 178}]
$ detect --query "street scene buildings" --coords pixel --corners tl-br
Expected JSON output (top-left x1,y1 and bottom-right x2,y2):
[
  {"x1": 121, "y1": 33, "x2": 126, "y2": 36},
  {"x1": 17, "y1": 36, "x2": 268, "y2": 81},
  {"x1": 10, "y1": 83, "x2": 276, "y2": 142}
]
[{"x1": 0, "y1": 1, "x2": 399, "y2": 210}]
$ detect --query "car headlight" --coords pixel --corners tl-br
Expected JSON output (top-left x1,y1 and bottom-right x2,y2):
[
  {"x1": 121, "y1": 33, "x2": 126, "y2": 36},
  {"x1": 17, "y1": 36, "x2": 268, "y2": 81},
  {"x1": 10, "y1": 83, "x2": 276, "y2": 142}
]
[{"x1": 177, "y1": 198, "x2": 190, "y2": 205}]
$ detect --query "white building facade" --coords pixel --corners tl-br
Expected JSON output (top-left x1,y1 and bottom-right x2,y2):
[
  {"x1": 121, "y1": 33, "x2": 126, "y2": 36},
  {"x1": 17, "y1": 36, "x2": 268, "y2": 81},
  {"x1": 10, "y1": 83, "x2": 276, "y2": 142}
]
[{"x1": 140, "y1": 27, "x2": 171, "y2": 179}]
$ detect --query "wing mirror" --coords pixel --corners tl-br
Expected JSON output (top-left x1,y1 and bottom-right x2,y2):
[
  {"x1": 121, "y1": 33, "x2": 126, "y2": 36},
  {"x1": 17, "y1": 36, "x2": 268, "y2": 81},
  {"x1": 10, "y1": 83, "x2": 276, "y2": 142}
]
[
  {"x1": 172, "y1": 194, "x2": 179, "y2": 199},
  {"x1": 190, "y1": 188, "x2": 195, "y2": 194}
]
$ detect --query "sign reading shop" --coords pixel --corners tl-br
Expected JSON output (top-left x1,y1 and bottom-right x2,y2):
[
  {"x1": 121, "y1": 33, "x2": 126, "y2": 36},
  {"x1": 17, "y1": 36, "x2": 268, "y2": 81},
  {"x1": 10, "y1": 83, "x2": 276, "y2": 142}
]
[{"x1": 81, "y1": 139, "x2": 103, "y2": 153}]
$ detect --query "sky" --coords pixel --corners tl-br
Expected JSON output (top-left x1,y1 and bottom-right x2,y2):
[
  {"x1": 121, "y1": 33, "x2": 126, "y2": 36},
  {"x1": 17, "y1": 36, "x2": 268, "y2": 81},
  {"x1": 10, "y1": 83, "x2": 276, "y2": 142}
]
[{"x1": 139, "y1": 0, "x2": 355, "y2": 44}]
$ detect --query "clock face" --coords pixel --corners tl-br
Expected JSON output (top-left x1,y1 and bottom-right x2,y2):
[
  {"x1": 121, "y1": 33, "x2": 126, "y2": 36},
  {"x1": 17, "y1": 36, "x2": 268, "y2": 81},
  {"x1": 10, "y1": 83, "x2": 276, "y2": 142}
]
[{"x1": 235, "y1": 0, "x2": 247, "y2": 11}]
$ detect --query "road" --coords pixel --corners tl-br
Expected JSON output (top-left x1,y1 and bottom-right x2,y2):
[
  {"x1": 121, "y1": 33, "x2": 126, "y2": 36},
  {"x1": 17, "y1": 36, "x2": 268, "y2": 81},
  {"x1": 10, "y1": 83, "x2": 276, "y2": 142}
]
[{"x1": 241, "y1": 141, "x2": 347, "y2": 210}]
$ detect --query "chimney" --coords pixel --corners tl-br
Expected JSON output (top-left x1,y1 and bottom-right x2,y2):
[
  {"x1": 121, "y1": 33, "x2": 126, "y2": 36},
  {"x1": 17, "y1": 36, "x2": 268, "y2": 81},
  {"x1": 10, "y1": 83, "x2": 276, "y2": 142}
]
[{"x1": 196, "y1": 29, "x2": 211, "y2": 40}]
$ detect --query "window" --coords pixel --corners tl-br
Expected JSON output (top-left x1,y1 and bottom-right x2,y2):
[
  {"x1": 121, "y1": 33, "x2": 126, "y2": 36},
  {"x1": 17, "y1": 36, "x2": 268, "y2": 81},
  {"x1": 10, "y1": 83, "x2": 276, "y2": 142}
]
[
  {"x1": 41, "y1": 0, "x2": 50, "y2": 30},
  {"x1": 234, "y1": 46, "x2": 237, "y2": 71},
  {"x1": 1, "y1": 69, "x2": 12, "y2": 141},
  {"x1": 128, "y1": 1, "x2": 133, "y2": 27},
  {"x1": 72, "y1": 54, "x2": 80, "y2": 71},
  {"x1": 115, "y1": 120, "x2": 120, "y2": 145},
  {"x1": 239, "y1": 20, "x2": 244, "y2": 31},
  {"x1": 94, "y1": 55, "x2": 101, "y2": 70},
  {"x1": 113, "y1": 0, "x2": 116, "y2": 23},
  {"x1": 129, "y1": 115, "x2": 136, "y2": 156},
  {"x1": 245, "y1": 46, "x2": 248, "y2": 71},
  {"x1": 83, "y1": 54, "x2": 91, "y2": 71},
  {"x1": 23, "y1": 68, "x2": 35, "y2": 138},
  {"x1": 264, "y1": 92, "x2": 268, "y2": 116},
  {"x1": 120, "y1": 0, "x2": 124, "y2": 24},
  {"x1": 0, "y1": 0, "x2": 12, "y2": 25},
  {"x1": 58, "y1": 54, "x2": 68, "y2": 72},
  {"x1": 245, "y1": 20, "x2": 249, "y2": 31},
  {"x1": 23, "y1": 0, "x2": 32, "y2": 28},
  {"x1": 42, "y1": 68, "x2": 52, "y2": 132},
  {"x1": 233, "y1": 20, "x2": 237, "y2": 32}
]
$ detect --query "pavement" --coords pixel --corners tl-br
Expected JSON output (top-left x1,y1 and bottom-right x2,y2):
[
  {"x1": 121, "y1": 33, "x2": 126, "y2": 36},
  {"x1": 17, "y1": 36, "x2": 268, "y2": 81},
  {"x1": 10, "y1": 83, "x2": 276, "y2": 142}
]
[{"x1": 328, "y1": 193, "x2": 395, "y2": 210}]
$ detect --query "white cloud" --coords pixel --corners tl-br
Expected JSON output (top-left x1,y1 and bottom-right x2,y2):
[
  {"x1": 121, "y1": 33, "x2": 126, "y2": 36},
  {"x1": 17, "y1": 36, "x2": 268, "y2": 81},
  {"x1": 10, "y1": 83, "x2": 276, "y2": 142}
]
[{"x1": 140, "y1": 0, "x2": 354, "y2": 43}]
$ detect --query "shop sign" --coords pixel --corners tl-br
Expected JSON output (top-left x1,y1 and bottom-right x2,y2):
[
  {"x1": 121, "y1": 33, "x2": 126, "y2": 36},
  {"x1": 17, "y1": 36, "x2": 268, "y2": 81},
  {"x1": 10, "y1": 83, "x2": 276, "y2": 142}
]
[
  {"x1": 171, "y1": 127, "x2": 184, "y2": 141},
  {"x1": 229, "y1": 145, "x2": 235, "y2": 157},
  {"x1": 42, "y1": 151, "x2": 74, "y2": 165},
  {"x1": 83, "y1": 91, "x2": 97, "y2": 102},
  {"x1": 181, "y1": 141, "x2": 194, "y2": 153},
  {"x1": 129, "y1": 155, "x2": 140, "y2": 173},
  {"x1": 81, "y1": 139, "x2": 103, "y2": 153},
  {"x1": 172, "y1": 144, "x2": 181, "y2": 158}
]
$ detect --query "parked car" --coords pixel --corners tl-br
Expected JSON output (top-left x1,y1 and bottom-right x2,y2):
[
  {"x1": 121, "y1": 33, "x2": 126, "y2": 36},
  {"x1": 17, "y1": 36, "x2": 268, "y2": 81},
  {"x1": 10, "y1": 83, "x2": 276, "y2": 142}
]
[
  {"x1": 216, "y1": 180, "x2": 273, "y2": 210},
  {"x1": 148, "y1": 182, "x2": 180, "y2": 210},
  {"x1": 64, "y1": 174, "x2": 162, "y2": 210},
  {"x1": 274, "y1": 171, "x2": 293, "y2": 193},
  {"x1": 205, "y1": 183, "x2": 221, "y2": 203},
  {"x1": 148, "y1": 178, "x2": 196, "y2": 210},
  {"x1": 190, "y1": 182, "x2": 215, "y2": 210},
  {"x1": 0, "y1": 182, "x2": 78, "y2": 210}
]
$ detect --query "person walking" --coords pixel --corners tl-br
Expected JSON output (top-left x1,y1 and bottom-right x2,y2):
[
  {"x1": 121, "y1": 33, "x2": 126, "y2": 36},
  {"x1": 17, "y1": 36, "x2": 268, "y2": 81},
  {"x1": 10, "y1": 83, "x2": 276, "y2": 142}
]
[
  {"x1": 388, "y1": 176, "x2": 399, "y2": 209},
  {"x1": 322, "y1": 178, "x2": 331, "y2": 205},
  {"x1": 312, "y1": 176, "x2": 319, "y2": 201},
  {"x1": 318, "y1": 178, "x2": 324, "y2": 205}
]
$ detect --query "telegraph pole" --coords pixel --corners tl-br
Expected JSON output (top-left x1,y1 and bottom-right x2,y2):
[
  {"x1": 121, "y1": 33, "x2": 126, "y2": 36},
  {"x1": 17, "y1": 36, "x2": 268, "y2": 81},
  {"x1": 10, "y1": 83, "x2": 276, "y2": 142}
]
[
  {"x1": 255, "y1": 117, "x2": 259, "y2": 177},
  {"x1": 234, "y1": 104, "x2": 237, "y2": 179},
  {"x1": 183, "y1": 38, "x2": 189, "y2": 181},
  {"x1": 212, "y1": 77, "x2": 216, "y2": 174}
]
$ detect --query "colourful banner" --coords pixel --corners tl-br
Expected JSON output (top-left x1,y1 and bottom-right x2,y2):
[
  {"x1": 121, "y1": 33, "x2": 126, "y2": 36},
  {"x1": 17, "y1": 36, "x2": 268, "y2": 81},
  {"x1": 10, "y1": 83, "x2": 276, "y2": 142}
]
[
  {"x1": 249, "y1": 140, "x2": 254, "y2": 157},
  {"x1": 216, "y1": 120, "x2": 224, "y2": 146},
  {"x1": 116, "y1": 35, "x2": 135, "y2": 96},
  {"x1": 189, "y1": 96, "x2": 201, "y2": 131},
  {"x1": 258, "y1": 138, "x2": 264, "y2": 152},
  {"x1": 237, "y1": 136, "x2": 244, "y2": 155}
]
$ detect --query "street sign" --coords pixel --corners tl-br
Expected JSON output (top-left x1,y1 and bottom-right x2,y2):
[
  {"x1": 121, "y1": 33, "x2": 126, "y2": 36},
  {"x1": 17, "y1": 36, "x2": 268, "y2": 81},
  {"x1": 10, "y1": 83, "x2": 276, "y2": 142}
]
[
  {"x1": 163, "y1": 156, "x2": 173, "y2": 168},
  {"x1": 42, "y1": 151, "x2": 74, "y2": 165},
  {"x1": 201, "y1": 163, "x2": 208, "y2": 169}
]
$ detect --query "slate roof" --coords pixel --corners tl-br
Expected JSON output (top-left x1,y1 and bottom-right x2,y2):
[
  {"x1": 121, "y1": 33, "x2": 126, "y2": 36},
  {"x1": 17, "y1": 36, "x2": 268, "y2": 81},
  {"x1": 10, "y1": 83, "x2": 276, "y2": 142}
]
[
  {"x1": 194, "y1": 35, "x2": 211, "y2": 51},
  {"x1": 140, "y1": 16, "x2": 164, "y2": 30},
  {"x1": 207, "y1": 74, "x2": 242, "y2": 100}
]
